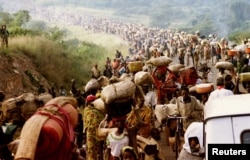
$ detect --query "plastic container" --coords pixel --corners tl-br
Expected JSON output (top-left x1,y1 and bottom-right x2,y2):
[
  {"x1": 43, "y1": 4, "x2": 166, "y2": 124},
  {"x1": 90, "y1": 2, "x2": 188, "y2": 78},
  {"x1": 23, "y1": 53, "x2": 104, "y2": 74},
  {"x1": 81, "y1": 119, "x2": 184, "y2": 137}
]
[
  {"x1": 227, "y1": 50, "x2": 237, "y2": 56},
  {"x1": 245, "y1": 48, "x2": 250, "y2": 54}
]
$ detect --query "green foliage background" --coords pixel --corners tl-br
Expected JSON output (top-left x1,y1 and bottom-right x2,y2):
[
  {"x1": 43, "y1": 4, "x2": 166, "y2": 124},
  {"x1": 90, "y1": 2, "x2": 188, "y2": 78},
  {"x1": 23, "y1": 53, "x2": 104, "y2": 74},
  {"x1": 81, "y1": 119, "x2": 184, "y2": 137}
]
[
  {"x1": 1, "y1": 0, "x2": 250, "y2": 91},
  {"x1": 0, "y1": 10, "x2": 129, "y2": 91}
]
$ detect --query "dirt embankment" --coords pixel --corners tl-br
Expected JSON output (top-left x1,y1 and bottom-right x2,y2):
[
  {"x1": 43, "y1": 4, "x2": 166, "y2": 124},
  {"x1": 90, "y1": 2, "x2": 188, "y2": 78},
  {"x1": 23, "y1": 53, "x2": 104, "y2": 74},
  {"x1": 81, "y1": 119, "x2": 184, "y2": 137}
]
[{"x1": 0, "y1": 54, "x2": 50, "y2": 99}]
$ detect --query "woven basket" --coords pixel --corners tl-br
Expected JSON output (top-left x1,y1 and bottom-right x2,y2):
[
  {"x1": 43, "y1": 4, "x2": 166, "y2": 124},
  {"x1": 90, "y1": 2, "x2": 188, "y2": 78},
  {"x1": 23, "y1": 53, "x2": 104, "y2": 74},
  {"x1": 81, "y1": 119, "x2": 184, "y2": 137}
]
[
  {"x1": 127, "y1": 61, "x2": 143, "y2": 72},
  {"x1": 196, "y1": 83, "x2": 214, "y2": 94},
  {"x1": 239, "y1": 72, "x2": 250, "y2": 82}
]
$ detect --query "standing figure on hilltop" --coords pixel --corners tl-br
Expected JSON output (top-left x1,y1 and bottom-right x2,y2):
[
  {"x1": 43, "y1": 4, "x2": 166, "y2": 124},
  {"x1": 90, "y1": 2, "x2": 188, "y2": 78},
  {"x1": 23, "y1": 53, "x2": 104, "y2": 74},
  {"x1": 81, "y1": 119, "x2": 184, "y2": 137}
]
[
  {"x1": 103, "y1": 64, "x2": 113, "y2": 78},
  {"x1": 115, "y1": 50, "x2": 122, "y2": 58},
  {"x1": 112, "y1": 58, "x2": 120, "y2": 77},
  {"x1": 0, "y1": 25, "x2": 9, "y2": 49},
  {"x1": 91, "y1": 64, "x2": 101, "y2": 79},
  {"x1": 106, "y1": 57, "x2": 111, "y2": 66}
]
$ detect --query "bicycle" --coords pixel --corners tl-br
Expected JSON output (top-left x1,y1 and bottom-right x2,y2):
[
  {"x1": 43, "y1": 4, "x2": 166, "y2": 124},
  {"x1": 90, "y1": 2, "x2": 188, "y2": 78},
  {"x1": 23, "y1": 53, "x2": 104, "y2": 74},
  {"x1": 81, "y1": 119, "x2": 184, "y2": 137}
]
[{"x1": 167, "y1": 115, "x2": 187, "y2": 160}]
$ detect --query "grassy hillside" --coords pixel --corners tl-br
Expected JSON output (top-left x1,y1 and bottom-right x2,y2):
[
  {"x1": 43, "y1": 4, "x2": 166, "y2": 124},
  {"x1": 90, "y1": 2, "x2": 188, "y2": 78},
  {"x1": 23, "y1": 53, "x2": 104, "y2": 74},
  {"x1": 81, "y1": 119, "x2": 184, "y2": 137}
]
[{"x1": 5, "y1": 33, "x2": 129, "y2": 92}]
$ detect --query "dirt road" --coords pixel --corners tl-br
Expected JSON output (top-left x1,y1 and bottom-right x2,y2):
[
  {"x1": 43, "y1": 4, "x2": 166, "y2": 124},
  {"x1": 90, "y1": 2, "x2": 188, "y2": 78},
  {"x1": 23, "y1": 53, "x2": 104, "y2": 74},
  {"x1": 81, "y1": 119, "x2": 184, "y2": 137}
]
[{"x1": 157, "y1": 57, "x2": 219, "y2": 160}]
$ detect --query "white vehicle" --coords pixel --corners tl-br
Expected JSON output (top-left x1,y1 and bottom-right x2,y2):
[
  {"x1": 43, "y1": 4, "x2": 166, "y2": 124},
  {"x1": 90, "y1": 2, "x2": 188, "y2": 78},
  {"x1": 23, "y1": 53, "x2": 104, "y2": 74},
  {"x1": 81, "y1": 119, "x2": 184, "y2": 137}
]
[{"x1": 204, "y1": 94, "x2": 250, "y2": 159}]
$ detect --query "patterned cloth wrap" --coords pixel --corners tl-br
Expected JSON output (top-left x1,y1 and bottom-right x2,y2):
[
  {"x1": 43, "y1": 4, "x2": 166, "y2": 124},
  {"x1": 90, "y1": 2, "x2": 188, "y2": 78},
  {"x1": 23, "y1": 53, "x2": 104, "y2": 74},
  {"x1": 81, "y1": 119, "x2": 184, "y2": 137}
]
[{"x1": 83, "y1": 106, "x2": 105, "y2": 160}]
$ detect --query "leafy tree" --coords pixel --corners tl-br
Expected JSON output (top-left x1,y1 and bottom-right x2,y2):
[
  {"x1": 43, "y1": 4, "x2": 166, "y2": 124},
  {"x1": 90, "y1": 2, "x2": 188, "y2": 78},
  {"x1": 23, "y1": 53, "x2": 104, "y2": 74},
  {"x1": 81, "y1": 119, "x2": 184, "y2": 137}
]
[
  {"x1": 23, "y1": 21, "x2": 48, "y2": 32},
  {"x1": 0, "y1": 12, "x2": 13, "y2": 25},
  {"x1": 45, "y1": 26, "x2": 67, "y2": 42},
  {"x1": 228, "y1": 31, "x2": 250, "y2": 43},
  {"x1": 11, "y1": 10, "x2": 31, "y2": 27},
  {"x1": 9, "y1": 26, "x2": 41, "y2": 36},
  {"x1": 229, "y1": 2, "x2": 250, "y2": 22}
]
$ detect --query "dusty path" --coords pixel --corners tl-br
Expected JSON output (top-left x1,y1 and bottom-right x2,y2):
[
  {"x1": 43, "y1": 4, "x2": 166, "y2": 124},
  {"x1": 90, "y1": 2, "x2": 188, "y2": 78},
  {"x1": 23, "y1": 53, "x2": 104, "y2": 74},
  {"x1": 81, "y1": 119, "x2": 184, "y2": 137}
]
[{"x1": 157, "y1": 56, "x2": 228, "y2": 160}]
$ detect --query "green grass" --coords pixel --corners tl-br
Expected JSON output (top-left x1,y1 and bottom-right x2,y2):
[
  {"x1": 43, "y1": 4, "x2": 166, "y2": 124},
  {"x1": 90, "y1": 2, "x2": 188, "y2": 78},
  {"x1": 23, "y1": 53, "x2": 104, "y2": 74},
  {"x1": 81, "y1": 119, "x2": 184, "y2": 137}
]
[{"x1": 5, "y1": 27, "x2": 130, "y2": 91}]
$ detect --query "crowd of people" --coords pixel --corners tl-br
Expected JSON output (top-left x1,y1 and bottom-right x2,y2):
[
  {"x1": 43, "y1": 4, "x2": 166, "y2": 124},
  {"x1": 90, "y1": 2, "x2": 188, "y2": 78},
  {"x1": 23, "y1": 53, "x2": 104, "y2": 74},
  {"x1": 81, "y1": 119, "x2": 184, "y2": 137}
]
[
  {"x1": 1, "y1": 3, "x2": 250, "y2": 160},
  {"x1": 1, "y1": 43, "x2": 249, "y2": 160}
]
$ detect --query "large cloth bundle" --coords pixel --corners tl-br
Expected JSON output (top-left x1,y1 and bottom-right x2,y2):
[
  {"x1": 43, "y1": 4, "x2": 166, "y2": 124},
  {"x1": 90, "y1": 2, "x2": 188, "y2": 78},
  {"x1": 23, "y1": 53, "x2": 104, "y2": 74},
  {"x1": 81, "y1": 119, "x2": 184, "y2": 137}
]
[
  {"x1": 36, "y1": 93, "x2": 53, "y2": 104},
  {"x1": 15, "y1": 115, "x2": 49, "y2": 160},
  {"x1": 84, "y1": 78, "x2": 101, "y2": 92},
  {"x1": 134, "y1": 71, "x2": 153, "y2": 86},
  {"x1": 168, "y1": 64, "x2": 185, "y2": 73},
  {"x1": 154, "y1": 104, "x2": 178, "y2": 123},
  {"x1": 215, "y1": 61, "x2": 234, "y2": 70},
  {"x1": 239, "y1": 72, "x2": 250, "y2": 82},
  {"x1": 92, "y1": 98, "x2": 106, "y2": 113},
  {"x1": 101, "y1": 80, "x2": 136, "y2": 104},
  {"x1": 1, "y1": 93, "x2": 52, "y2": 120},
  {"x1": 119, "y1": 73, "x2": 134, "y2": 81},
  {"x1": 1, "y1": 94, "x2": 31, "y2": 118},
  {"x1": 195, "y1": 83, "x2": 214, "y2": 94},
  {"x1": 127, "y1": 61, "x2": 143, "y2": 72},
  {"x1": 146, "y1": 56, "x2": 172, "y2": 67}
]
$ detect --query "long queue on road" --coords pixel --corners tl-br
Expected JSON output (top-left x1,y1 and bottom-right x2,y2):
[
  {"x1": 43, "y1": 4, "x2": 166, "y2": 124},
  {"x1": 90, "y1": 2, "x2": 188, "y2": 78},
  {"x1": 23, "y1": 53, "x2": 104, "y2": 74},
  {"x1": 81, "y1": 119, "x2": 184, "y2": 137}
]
[{"x1": 1, "y1": 4, "x2": 250, "y2": 159}]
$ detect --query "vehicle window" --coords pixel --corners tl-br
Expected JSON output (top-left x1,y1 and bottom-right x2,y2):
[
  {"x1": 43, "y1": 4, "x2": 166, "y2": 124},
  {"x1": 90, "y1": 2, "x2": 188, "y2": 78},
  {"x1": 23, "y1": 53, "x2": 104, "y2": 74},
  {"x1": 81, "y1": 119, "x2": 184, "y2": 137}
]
[{"x1": 241, "y1": 130, "x2": 250, "y2": 144}]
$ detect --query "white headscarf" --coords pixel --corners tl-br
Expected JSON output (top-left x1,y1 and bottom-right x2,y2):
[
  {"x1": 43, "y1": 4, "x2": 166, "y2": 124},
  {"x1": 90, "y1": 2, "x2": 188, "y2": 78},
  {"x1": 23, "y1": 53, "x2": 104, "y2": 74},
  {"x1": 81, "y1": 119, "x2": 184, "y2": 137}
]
[{"x1": 182, "y1": 122, "x2": 204, "y2": 154}]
